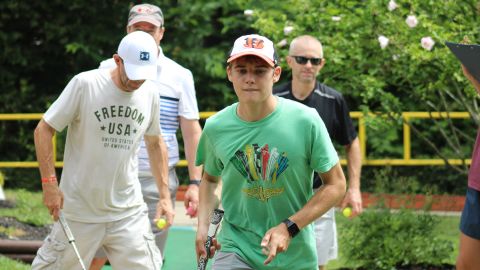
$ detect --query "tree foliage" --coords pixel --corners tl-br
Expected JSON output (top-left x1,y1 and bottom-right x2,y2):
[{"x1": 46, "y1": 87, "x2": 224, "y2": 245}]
[
  {"x1": 238, "y1": 0, "x2": 480, "y2": 176},
  {"x1": 1, "y1": 0, "x2": 479, "y2": 190}
]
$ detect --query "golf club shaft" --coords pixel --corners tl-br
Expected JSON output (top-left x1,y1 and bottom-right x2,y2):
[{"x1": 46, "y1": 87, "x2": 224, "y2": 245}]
[{"x1": 59, "y1": 212, "x2": 87, "y2": 270}]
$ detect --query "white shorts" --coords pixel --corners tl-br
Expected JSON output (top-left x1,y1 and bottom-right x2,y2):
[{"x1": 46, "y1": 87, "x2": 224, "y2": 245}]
[
  {"x1": 314, "y1": 207, "x2": 338, "y2": 265},
  {"x1": 32, "y1": 205, "x2": 162, "y2": 270}
]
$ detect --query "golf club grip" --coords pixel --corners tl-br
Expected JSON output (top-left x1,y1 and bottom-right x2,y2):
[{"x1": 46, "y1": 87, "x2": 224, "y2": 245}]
[
  {"x1": 197, "y1": 248, "x2": 208, "y2": 270},
  {"x1": 197, "y1": 209, "x2": 224, "y2": 270}
]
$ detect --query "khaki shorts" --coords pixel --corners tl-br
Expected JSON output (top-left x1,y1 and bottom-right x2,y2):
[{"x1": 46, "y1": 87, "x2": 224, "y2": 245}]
[
  {"x1": 32, "y1": 205, "x2": 162, "y2": 270},
  {"x1": 95, "y1": 167, "x2": 178, "y2": 259}
]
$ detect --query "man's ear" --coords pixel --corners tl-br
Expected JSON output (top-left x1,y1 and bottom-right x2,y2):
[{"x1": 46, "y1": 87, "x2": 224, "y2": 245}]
[
  {"x1": 113, "y1": 54, "x2": 121, "y2": 66},
  {"x1": 226, "y1": 65, "x2": 233, "y2": 82},
  {"x1": 286, "y1": 56, "x2": 294, "y2": 69},
  {"x1": 318, "y1": 58, "x2": 326, "y2": 71},
  {"x1": 273, "y1": 66, "x2": 282, "y2": 83},
  {"x1": 158, "y1": 27, "x2": 165, "y2": 42}
]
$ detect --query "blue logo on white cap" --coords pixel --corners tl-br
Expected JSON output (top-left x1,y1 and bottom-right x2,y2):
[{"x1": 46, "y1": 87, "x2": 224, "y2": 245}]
[{"x1": 140, "y1": 51, "x2": 150, "y2": 61}]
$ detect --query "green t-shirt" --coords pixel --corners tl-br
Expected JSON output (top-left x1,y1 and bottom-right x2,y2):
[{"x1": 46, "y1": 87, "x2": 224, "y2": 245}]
[{"x1": 196, "y1": 97, "x2": 339, "y2": 269}]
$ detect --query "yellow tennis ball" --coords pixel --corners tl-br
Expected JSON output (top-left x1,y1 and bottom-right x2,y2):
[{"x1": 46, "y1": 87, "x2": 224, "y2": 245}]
[
  {"x1": 342, "y1": 207, "x2": 352, "y2": 218},
  {"x1": 156, "y1": 218, "x2": 167, "y2": 229}
]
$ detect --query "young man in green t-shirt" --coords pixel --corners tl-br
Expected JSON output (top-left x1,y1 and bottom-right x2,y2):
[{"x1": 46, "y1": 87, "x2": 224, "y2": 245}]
[{"x1": 195, "y1": 34, "x2": 347, "y2": 269}]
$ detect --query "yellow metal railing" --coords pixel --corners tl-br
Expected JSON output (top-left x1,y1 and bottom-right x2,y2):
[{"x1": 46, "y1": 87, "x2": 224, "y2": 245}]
[
  {"x1": 0, "y1": 111, "x2": 472, "y2": 168},
  {"x1": 366, "y1": 111, "x2": 472, "y2": 166}
]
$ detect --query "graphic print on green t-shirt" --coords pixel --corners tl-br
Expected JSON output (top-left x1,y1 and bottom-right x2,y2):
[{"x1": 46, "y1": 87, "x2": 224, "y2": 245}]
[{"x1": 230, "y1": 143, "x2": 289, "y2": 201}]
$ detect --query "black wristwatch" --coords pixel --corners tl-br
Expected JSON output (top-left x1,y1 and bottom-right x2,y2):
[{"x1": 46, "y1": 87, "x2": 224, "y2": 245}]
[
  {"x1": 189, "y1": 180, "x2": 201, "y2": 186},
  {"x1": 282, "y1": 218, "x2": 300, "y2": 238}
]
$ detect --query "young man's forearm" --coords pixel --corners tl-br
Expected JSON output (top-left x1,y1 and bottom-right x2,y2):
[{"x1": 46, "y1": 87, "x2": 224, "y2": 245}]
[
  {"x1": 289, "y1": 163, "x2": 346, "y2": 229},
  {"x1": 198, "y1": 173, "x2": 221, "y2": 230}
]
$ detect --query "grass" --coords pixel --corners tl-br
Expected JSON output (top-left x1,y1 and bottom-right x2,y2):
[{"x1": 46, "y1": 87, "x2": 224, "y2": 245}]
[
  {"x1": 1, "y1": 189, "x2": 51, "y2": 226},
  {"x1": 434, "y1": 214, "x2": 461, "y2": 263},
  {"x1": 0, "y1": 255, "x2": 29, "y2": 270},
  {"x1": 0, "y1": 189, "x2": 461, "y2": 269}
]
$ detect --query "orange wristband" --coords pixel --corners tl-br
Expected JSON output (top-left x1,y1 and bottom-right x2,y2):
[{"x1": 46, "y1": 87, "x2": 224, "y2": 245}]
[{"x1": 41, "y1": 176, "x2": 57, "y2": 184}]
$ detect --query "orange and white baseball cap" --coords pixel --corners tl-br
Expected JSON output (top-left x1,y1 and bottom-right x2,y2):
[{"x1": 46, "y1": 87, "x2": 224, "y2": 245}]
[{"x1": 227, "y1": 34, "x2": 278, "y2": 67}]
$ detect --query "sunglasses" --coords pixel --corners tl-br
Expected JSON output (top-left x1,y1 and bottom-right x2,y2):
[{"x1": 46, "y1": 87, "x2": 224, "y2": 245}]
[{"x1": 291, "y1": 56, "x2": 322, "y2": 65}]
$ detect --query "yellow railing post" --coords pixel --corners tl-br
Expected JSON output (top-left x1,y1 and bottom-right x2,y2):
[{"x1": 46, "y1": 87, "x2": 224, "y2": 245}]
[
  {"x1": 351, "y1": 112, "x2": 366, "y2": 163},
  {"x1": 403, "y1": 115, "x2": 411, "y2": 161},
  {"x1": 360, "y1": 116, "x2": 366, "y2": 162}
]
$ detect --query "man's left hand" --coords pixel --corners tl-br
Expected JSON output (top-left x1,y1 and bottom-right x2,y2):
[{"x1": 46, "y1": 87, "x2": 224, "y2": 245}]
[{"x1": 261, "y1": 223, "x2": 291, "y2": 265}]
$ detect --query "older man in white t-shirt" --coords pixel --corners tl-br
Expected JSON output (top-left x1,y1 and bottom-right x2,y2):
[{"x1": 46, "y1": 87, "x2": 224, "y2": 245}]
[{"x1": 32, "y1": 31, "x2": 172, "y2": 270}]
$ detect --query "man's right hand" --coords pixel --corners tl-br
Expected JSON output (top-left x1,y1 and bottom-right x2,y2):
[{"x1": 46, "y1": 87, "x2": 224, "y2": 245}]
[
  {"x1": 42, "y1": 182, "x2": 64, "y2": 221},
  {"x1": 195, "y1": 229, "x2": 221, "y2": 260}
]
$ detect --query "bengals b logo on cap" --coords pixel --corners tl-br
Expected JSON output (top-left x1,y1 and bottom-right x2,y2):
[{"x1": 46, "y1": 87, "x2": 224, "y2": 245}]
[
  {"x1": 227, "y1": 34, "x2": 277, "y2": 67},
  {"x1": 243, "y1": 37, "x2": 265, "y2": 49}
]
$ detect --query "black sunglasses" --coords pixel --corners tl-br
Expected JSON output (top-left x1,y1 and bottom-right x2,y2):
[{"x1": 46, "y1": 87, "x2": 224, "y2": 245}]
[{"x1": 291, "y1": 56, "x2": 322, "y2": 65}]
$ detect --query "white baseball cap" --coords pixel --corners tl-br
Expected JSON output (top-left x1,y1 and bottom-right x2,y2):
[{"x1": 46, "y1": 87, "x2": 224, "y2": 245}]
[
  {"x1": 227, "y1": 34, "x2": 278, "y2": 67},
  {"x1": 118, "y1": 31, "x2": 158, "y2": 81}
]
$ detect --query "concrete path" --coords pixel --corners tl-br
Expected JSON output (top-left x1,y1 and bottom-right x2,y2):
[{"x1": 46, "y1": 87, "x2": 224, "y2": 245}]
[{"x1": 172, "y1": 201, "x2": 198, "y2": 227}]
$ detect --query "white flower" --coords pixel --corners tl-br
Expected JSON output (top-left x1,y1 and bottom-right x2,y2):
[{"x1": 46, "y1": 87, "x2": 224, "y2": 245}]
[
  {"x1": 420, "y1": 36, "x2": 435, "y2": 51},
  {"x1": 405, "y1": 15, "x2": 418, "y2": 28},
  {"x1": 244, "y1": 9, "x2": 253, "y2": 17},
  {"x1": 277, "y1": 39, "x2": 288, "y2": 48},
  {"x1": 388, "y1": 0, "x2": 399, "y2": 11},
  {"x1": 283, "y1": 26, "x2": 294, "y2": 35},
  {"x1": 378, "y1": 35, "x2": 389, "y2": 49},
  {"x1": 392, "y1": 54, "x2": 399, "y2": 61},
  {"x1": 331, "y1": 16, "x2": 341, "y2": 22}
]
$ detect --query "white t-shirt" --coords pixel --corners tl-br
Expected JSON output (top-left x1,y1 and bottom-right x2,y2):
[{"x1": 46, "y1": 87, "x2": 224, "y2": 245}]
[
  {"x1": 99, "y1": 47, "x2": 200, "y2": 171},
  {"x1": 43, "y1": 69, "x2": 161, "y2": 222}
]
